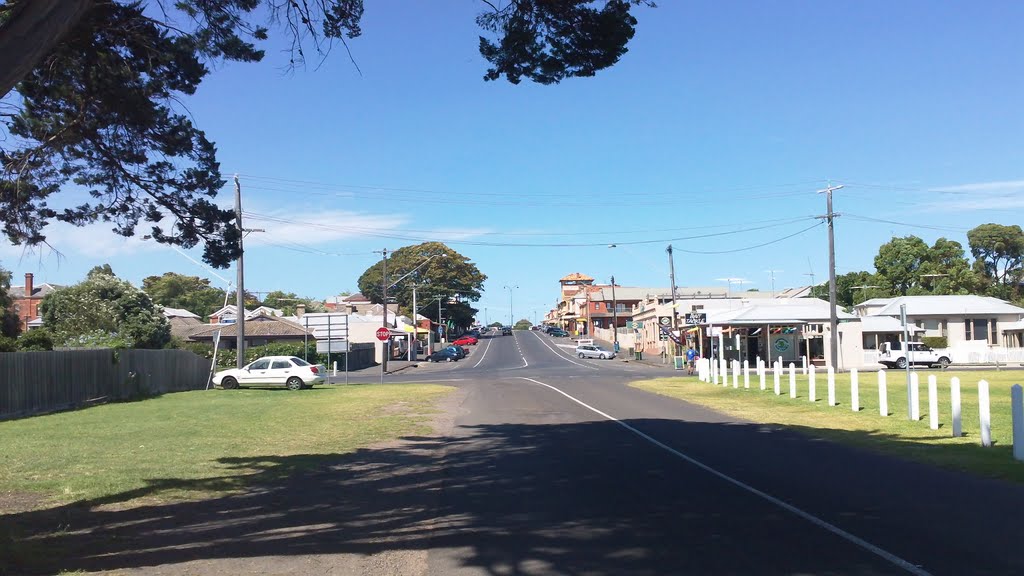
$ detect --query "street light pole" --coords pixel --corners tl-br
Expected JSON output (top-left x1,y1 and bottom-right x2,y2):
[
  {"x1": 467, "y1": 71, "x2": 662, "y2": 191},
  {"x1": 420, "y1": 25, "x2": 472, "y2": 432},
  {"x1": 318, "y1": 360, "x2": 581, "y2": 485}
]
[{"x1": 503, "y1": 285, "x2": 518, "y2": 327}]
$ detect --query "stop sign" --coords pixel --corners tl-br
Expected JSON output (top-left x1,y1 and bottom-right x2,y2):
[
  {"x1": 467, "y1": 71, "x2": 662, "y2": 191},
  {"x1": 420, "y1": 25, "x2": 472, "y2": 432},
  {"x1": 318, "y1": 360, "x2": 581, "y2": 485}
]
[{"x1": 375, "y1": 327, "x2": 391, "y2": 341}]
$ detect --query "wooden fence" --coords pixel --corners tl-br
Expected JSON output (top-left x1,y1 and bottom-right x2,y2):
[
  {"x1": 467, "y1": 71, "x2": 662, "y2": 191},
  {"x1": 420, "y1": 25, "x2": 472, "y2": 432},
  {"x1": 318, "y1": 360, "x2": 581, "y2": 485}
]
[{"x1": 0, "y1": 349, "x2": 212, "y2": 420}]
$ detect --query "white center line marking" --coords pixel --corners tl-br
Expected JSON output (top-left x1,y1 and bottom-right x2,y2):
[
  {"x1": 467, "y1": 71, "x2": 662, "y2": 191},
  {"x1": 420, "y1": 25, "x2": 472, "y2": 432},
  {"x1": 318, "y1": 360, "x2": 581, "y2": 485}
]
[
  {"x1": 512, "y1": 330, "x2": 528, "y2": 367},
  {"x1": 518, "y1": 376, "x2": 932, "y2": 576}
]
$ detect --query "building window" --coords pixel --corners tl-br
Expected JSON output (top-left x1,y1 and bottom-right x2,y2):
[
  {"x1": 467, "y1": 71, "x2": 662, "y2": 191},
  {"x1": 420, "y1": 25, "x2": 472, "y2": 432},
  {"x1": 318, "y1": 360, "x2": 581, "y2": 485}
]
[{"x1": 964, "y1": 318, "x2": 997, "y2": 344}]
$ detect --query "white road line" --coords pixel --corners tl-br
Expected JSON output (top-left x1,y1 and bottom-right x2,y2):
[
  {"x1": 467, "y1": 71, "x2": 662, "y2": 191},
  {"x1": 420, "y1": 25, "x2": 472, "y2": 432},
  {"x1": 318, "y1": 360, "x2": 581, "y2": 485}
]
[
  {"x1": 518, "y1": 376, "x2": 933, "y2": 576},
  {"x1": 512, "y1": 330, "x2": 528, "y2": 367},
  {"x1": 472, "y1": 338, "x2": 494, "y2": 368},
  {"x1": 527, "y1": 331, "x2": 599, "y2": 371}
]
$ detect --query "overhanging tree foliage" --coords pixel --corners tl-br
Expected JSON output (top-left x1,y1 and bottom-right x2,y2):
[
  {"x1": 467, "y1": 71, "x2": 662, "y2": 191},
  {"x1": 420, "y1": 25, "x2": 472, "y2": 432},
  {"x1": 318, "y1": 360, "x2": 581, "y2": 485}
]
[
  {"x1": 357, "y1": 241, "x2": 487, "y2": 330},
  {"x1": 1, "y1": 0, "x2": 651, "y2": 267}
]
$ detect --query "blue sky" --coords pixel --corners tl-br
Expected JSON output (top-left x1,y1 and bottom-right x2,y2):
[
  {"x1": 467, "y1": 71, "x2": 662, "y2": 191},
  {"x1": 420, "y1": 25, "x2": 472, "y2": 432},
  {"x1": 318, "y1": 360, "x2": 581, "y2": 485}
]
[{"x1": 4, "y1": 0, "x2": 1023, "y2": 324}]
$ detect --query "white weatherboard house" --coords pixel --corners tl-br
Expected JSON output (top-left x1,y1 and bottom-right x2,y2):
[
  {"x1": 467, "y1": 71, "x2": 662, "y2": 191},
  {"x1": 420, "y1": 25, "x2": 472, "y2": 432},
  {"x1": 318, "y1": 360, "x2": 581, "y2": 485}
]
[{"x1": 854, "y1": 295, "x2": 1024, "y2": 365}]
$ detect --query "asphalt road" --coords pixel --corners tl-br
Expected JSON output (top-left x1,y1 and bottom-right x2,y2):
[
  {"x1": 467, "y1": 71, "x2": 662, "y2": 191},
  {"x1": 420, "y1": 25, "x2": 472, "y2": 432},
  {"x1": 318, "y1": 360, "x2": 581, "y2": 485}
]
[{"x1": 377, "y1": 329, "x2": 1024, "y2": 575}]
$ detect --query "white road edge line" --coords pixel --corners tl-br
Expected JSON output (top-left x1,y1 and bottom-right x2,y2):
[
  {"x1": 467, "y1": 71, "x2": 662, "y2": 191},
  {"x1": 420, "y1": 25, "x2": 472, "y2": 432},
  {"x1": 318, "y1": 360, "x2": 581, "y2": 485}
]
[
  {"x1": 472, "y1": 337, "x2": 494, "y2": 368},
  {"x1": 527, "y1": 331, "x2": 599, "y2": 371},
  {"x1": 517, "y1": 376, "x2": 932, "y2": 576}
]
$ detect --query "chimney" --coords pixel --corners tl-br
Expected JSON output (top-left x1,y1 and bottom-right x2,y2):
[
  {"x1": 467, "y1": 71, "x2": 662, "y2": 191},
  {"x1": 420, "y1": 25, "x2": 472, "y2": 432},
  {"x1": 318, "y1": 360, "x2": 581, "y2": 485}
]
[
  {"x1": 296, "y1": 303, "x2": 306, "y2": 318},
  {"x1": 24, "y1": 273, "x2": 34, "y2": 297}
]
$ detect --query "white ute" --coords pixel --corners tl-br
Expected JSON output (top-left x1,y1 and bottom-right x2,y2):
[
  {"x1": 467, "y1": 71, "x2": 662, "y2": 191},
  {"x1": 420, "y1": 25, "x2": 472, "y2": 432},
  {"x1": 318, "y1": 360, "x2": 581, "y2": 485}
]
[{"x1": 878, "y1": 341, "x2": 951, "y2": 369}]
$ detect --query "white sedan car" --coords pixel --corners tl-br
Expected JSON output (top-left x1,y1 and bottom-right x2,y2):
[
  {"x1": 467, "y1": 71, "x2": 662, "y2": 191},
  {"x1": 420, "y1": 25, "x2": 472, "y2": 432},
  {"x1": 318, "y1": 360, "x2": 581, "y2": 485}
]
[{"x1": 214, "y1": 356, "x2": 325, "y2": 390}]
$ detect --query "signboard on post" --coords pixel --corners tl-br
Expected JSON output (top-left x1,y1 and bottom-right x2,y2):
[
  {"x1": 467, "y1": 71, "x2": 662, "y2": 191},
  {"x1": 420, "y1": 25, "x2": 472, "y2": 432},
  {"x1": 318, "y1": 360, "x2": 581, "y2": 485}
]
[
  {"x1": 685, "y1": 313, "x2": 707, "y2": 325},
  {"x1": 302, "y1": 313, "x2": 351, "y2": 383},
  {"x1": 376, "y1": 327, "x2": 391, "y2": 341}
]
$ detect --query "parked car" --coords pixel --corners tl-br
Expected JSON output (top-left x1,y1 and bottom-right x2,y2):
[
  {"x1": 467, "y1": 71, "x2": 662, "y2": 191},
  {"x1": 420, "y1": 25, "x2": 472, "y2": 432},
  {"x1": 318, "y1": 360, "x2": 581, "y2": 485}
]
[
  {"x1": 879, "y1": 341, "x2": 951, "y2": 369},
  {"x1": 576, "y1": 344, "x2": 615, "y2": 359},
  {"x1": 453, "y1": 335, "x2": 478, "y2": 346},
  {"x1": 428, "y1": 348, "x2": 461, "y2": 362},
  {"x1": 446, "y1": 345, "x2": 468, "y2": 359},
  {"x1": 214, "y1": 356, "x2": 325, "y2": 390},
  {"x1": 549, "y1": 328, "x2": 570, "y2": 337}
]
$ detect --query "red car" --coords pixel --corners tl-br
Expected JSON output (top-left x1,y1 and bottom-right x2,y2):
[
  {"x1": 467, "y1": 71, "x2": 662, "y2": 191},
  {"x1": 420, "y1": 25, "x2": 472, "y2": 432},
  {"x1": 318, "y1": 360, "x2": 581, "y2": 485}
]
[{"x1": 453, "y1": 335, "x2": 478, "y2": 346}]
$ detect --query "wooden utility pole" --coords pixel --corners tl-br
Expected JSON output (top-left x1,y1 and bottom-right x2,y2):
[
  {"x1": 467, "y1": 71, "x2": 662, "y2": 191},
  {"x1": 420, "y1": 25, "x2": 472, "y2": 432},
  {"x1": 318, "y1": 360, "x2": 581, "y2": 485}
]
[
  {"x1": 234, "y1": 175, "x2": 245, "y2": 369},
  {"x1": 818, "y1": 182, "x2": 844, "y2": 370}
]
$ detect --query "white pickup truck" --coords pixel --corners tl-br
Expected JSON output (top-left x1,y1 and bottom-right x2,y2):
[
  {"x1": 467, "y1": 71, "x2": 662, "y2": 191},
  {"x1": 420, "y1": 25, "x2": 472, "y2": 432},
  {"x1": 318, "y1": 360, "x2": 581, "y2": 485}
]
[{"x1": 878, "y1": 341, "x2": 951, "y2": 369}]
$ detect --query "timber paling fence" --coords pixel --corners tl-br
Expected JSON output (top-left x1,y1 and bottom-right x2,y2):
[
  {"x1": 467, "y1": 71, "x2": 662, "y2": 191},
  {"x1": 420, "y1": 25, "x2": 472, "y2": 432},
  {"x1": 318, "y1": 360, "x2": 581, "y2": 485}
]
[
  {"x1": 695, "y1": 358, "x2": 1024, "y2": 463},
  {"x1": 0, "y1": 349, "x2": 212, "y2": 420}
]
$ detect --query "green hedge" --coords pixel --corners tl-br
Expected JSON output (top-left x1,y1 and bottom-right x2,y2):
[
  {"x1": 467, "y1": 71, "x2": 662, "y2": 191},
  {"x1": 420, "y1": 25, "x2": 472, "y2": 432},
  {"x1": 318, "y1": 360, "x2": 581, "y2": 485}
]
[{"x1": 921, "y1": 336, "x2": 948, "y2": 349}]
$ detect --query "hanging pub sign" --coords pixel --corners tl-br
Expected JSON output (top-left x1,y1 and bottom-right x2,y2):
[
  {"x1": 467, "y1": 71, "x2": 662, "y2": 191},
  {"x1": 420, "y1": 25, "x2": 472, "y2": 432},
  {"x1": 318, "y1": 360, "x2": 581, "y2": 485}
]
[{"x1": 684, "y1": 313, "x2": 707, "y2": 325}]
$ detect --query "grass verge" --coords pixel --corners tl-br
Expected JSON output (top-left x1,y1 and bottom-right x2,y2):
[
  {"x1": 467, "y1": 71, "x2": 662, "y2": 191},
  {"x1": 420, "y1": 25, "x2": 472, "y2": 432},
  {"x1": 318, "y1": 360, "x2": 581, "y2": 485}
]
[
  {"x1": 631, "y1": 369, "x2": 1024, "y2": 483},
  {"x1": 0, "y1": 383, "x2": 453, "y2": 508}
]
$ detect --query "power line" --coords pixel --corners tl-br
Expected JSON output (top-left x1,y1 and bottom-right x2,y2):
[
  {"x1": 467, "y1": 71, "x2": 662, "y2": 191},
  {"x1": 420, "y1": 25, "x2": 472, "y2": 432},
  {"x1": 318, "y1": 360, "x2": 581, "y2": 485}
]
[
  {"x1": 238, "y1": 173, "x2": 828, "y2": 201},
  {"x1": 672, "y1": 222, "x2": 824, "y2": 254},
  {"x1": 241, "y1": 211, "x2": 819, "y2": 248},
  {"x1": 843, "y1": 213, "x2": 969, "y2": 233}
]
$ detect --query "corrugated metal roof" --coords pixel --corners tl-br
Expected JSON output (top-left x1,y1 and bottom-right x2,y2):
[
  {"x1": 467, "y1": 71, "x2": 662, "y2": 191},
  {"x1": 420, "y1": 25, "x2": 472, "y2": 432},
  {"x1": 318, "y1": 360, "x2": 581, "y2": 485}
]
[
  {"x1": 859, "y1": 315, "x2": 924, "y2": 333},
  {"x1": 868, "y1": 295, "x2": 1024, "y2": 317}
]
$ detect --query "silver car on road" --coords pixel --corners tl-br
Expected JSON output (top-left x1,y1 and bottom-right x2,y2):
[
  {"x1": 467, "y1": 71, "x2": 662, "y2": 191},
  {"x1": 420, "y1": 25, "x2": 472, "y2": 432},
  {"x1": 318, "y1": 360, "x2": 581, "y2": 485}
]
[{"x1": 576, "y1": 344, "x2": 615, "y2": 360}]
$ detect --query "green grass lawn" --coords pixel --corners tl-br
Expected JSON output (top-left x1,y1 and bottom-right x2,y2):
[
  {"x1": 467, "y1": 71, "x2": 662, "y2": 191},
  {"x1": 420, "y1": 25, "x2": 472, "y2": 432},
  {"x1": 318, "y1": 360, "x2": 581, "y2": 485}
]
[
  {"x1": 631, "y1": 368, "x2": 1024, "y2": 482},
  {"x1": 0, "y1": 384, "x2": 453, "y2": 507}
]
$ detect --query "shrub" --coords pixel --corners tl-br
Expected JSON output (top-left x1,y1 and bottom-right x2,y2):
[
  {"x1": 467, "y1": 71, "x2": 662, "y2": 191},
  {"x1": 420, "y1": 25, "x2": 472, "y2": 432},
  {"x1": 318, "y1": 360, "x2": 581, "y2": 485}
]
[
  {"x1": 922, "y1": 336, "x2": 948, "y2": 349},
  {"x1": 0, "y1": 336, "x2": 16, "y2": 352},
  {"x1": 17, "y1": 328, "x2": 54, "y2": 351}
]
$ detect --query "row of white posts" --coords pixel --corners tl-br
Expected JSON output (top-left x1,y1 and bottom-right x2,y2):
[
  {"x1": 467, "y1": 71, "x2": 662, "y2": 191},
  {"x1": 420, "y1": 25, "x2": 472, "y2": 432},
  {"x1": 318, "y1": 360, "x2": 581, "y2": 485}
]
[{"x1": 696, "y1": 357, "x2": 1024, "y2": 462}]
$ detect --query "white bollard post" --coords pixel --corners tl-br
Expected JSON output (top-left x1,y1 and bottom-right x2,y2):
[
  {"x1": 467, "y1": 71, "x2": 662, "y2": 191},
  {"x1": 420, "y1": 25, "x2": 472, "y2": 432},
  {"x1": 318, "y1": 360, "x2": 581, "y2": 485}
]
[
  {"x1": 774, "y1": 362, "x2": 781, "y2": 395},
  {"x1": 850, "y1": 368, "x2": 859, "y2": 412},
  {"x1": 827, "y1": 367, "x2": 836, "y2": 407},
  {"x1": 878, "y1": 370, "x2": 888, "y2": 416},
  {"x1": 333, "y1": 361, "x2": 338, "y2": 376},
  {"x1": 1012, "y1": 384, "x2": 1024, "y2": 462},
  {"x1": 778, "y1": 356, "x2": 783, "y2": 371},
  {"x1": 910, "y1": 372, "x2": 920, "y2": 421},
  {"x1": 928, "y1": 375, "x2": 939, "y2": 430},
  {"x1": 802, "y1": 355, "x2": 808, "y2": 375},
  {"x1": 759, "y1": 360, "x2": 767, "y2": 391},
  {"x1": 732, "y1": 360, "x2": 739, "y2": 388},
  {"x1": 789, "y1": 363, "x2": 797, "y2": 398},
  {"x1": 808, "y1": 364, "x2": 817, "y2": 403},
  {"x1": 721, "y1": 360, "x2": 728, "y2": 386},
  {"x1": 979, "y1": 379, "x2": 992, "y2": 447},
  {"x1": 712, "y1": 359, "x2": 718, "y2": 385},
  {"x1": 951, "y1": 377, "x2": 962, "y2": 437},
  {"x1": 743, "y1": 360, "x2": 750, "y2": 389}
]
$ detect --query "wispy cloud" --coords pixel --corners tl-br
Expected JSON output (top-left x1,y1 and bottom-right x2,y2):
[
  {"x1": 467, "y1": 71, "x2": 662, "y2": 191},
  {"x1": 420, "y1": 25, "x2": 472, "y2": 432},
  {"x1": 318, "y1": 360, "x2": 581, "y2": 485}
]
[{"x1": 923, "y1": 179, "x2": 1024, "y2": 212}]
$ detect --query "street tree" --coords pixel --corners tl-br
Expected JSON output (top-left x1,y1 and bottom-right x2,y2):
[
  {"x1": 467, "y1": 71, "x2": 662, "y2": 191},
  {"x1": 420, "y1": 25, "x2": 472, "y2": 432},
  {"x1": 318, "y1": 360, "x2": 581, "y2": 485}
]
[
  {"x1": 967, "y1": 223, "x2": 1024, "y2": 298},
  {"x1": 1, "y1": 1, "x2": 651, "y2": 267},
  {"x1": 914, "y1": 237, "x2": 978, "y2": 296},
  {"x1": 0, "y1": 263, "x2": 20, "y2": 338},
  {"x1": 357, "y1": 242, "x2": 487, "y2": 330},
  {"x1": 874, "y1": 236, "x2": 929, "y2": 296},
  {"x1": 142, "y1": 272, "x2": 228, "y2": 320},
  {"x1": 86, "y1": 263, "x2": 115, "y2": 278},
  {"x1": 261, "y1": 290, "x2": 325, "y2": 316},
  {"x1": 41, "y1": 272, "x2": 171, "y2": 348}
]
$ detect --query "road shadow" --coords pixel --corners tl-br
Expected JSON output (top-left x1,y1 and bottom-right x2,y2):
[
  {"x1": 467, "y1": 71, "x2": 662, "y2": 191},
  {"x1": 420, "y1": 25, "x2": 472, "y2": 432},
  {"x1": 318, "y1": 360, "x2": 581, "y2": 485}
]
[{"x1": 3, "y1": 418, "x2": 1024, "y2": 575}]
